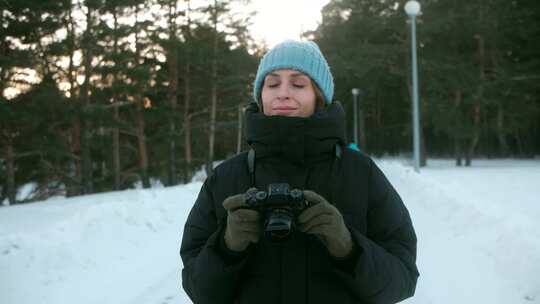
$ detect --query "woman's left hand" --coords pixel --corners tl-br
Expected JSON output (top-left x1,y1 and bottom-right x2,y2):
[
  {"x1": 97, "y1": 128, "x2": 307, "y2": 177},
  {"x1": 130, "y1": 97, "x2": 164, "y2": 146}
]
[{"x1": 298, "y1": 190, "x2": 354, "y2": 259}]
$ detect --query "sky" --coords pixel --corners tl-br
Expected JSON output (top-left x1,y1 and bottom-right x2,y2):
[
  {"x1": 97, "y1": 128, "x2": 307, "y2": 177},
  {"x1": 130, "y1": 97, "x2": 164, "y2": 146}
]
[{"x1": 247, "y1": 0, "x2": 331, "y2": 47}]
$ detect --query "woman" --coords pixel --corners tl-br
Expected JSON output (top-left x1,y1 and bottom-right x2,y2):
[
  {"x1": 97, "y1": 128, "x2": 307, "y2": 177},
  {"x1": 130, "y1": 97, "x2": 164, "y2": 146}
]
[{"x1": 180, "y1": 40, "x2": 419, "y2": 304}]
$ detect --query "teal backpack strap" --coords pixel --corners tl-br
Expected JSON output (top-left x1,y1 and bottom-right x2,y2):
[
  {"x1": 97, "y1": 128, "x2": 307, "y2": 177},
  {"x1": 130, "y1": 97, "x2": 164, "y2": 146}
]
[{"x1": 335, "y1": 143, "x2": 342, "y2": 159}]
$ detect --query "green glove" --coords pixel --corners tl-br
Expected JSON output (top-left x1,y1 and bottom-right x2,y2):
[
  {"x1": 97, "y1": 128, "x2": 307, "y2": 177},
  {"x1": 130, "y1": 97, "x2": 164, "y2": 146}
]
[
  {"x1": 222, "y1": 191, "x2": 261, "y2": 252},
  {"x1": 298, "y1": 190, "x2": 354, "y2": 259}
]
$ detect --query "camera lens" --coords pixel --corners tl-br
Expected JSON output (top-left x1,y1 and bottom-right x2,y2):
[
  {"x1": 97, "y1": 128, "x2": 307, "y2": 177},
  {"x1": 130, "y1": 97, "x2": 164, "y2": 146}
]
[
  {"x1": 264, "y1": 208, "x2": 294, "y2": 241},
  {"x1": 255, "y1": 191, "x2": 267, "y2": 201}
]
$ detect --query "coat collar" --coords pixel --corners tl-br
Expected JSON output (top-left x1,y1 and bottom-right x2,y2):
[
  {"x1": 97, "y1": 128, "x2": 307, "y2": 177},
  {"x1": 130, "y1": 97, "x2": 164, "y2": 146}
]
[{"x1": 245, "y1": 102, "x2": 346, "y2": 166}]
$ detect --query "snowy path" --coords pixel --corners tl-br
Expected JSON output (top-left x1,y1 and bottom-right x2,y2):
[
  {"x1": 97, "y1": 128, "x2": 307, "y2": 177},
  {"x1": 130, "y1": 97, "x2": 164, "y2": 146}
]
[
  {"x1": 1, "y1": 159, "x2": 539, "y2": 304},
  {"x1": 128, "y1": 270, "x2": 189, "y2": 304},
  {"x1": 382, "y1": 160, "x2": 540, "y2": 304}
]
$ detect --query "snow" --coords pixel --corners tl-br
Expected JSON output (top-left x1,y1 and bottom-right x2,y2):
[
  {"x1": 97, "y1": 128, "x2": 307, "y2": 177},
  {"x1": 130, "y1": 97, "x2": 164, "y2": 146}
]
[
  {"x1": 381, "y1": 159, "x2": 540, "y2": 304},
  {"x1": 1, "y1": 159, "x2": 539, "y2": 304},
  {"x1": 0, "y1": 185, "x2": 198, "y2": 304}
]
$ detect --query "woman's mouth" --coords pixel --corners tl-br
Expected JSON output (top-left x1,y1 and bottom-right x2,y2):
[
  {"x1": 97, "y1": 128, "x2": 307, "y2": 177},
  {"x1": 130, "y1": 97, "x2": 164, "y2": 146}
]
[{"x1": 273, "y1": 107, "x2": 297, "y2": 111}]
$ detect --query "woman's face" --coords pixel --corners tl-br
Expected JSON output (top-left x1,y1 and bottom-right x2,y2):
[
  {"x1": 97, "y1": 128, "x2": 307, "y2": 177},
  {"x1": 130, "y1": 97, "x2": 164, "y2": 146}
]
[{"x1": 261, "y1": 69, "x2": 316, "y2": 118}]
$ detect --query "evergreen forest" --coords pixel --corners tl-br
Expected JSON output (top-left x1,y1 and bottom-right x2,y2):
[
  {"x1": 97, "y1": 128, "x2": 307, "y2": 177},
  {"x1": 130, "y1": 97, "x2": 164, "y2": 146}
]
[{"x1": 1, "y1": 0, "x2": 539, "y2": 204}]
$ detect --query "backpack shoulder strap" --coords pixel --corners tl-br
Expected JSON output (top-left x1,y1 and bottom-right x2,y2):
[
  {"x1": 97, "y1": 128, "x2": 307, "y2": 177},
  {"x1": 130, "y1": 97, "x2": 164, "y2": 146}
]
[{"x1": 335, "y1": 143, "x2": 342, "y2": 159}]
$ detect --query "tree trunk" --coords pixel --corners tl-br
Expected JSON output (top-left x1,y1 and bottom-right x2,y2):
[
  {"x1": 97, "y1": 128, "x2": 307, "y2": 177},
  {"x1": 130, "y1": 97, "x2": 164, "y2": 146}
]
[
  {"x1": 112, "y1": 8, "x2": 121, "y2": 190},
  {"x1": 134, "y1": 4, "x2": 150, "y2": 189},
  {"x1": 183, "y1": 0, "x2": 193, "y2": 183},
  {"x1": 514, "y1": 129, "x2": 524, "y2": 156},
  {"x1": 69, "y1": 117, "x2": 82, "y2": 195},
  {"x1": 207, "y1": 0, "x2": 219, "y2": 177},
  {"x1": 136, "y1": 102, "x2": 150, "y2": 188},
  {"x1": 453, "y1": 90, "x2": 464, "y2": 166},
  {"x1": 66, "y1": 4, "x2": 81, "y2": 196},
  {"x1": 167, "y1": 0, "x2": 179, "y2": 186},
  {"x1": 183, "y1": 112, "x2": 192, "y2": 183},
  {"x1": 496, "y1": 102, "x2": 509, "y2": 157},
  {"x1": 80, "y1": 115, "x2": 93, "y2": 193},
  {"x1": 488, "y1": 30, "x2": 509, "y2": 158},
  {"x1": 455, "y1": 138, "x2": 463, "y2": 166},
  {"x1": 4, "y1": 140, "x2": 15, "y2": 205},
  {"x1": 466, "y1": 104, "x2": 481, "y2": 166},
  {"x1": 168, "y1": 83, "x2": 178, "y2": 186},
  {"x1": 374, "y1": 87, "x2": 382, "y2": 150},
  {"x1": 237, "y1": 104, "x2": 244, "y2": 154},
  {"x1": 80, "y1": 4, "x2": 95, "y2": 194},
  {"x1": 113, "y1": 106, "x2": 121, "y2": 190},
  {"x1": 466, "y1": 32, "x2": 486, "y2": 167}
]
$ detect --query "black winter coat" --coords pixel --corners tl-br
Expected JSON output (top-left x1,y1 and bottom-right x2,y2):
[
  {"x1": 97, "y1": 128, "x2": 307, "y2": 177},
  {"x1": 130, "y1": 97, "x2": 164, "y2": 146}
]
[{"x1": 180, "y1": 103, "x2": 419, "y2": 304}]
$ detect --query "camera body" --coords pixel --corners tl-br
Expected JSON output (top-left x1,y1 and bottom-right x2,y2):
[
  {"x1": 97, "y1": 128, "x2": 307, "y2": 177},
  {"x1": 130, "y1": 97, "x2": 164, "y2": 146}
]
[{"x1": 244, "y1": 183, "x2": 312, "y2": 241}]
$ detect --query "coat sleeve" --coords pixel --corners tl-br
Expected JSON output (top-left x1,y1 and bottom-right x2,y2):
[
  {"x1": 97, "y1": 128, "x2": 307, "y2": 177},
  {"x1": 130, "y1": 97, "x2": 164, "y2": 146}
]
[
  {"x1": 180, "y1": 173, "x2": 250, "y2": 304},
  {"x1": 332, "y1": 158, "x2": 419, "y2": 304}
]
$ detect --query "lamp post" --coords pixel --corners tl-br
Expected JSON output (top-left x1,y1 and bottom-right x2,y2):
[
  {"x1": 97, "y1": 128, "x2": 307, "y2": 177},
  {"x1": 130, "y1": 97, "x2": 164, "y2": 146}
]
[
  {"x1": 405, "y1": 0, "x2": 421, "y2": 172},
  {"x1": 352, "y1": 88, "x2": 360, "y2": 146}
]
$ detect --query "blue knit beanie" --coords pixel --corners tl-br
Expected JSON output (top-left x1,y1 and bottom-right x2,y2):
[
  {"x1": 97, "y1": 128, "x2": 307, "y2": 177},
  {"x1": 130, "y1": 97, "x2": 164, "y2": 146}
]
[{"x1": 253, "y1": 40, "x2": 334, "y2": 104}]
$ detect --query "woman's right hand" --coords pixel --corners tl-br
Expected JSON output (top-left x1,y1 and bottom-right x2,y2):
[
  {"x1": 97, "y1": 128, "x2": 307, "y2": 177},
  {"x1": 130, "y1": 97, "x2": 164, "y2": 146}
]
[{"x1": 222, "y1": 193, "x2": 261, "y2": 252}]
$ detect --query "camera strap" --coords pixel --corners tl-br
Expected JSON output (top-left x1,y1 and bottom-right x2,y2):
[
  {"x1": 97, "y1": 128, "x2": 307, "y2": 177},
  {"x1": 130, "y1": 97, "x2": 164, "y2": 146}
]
[
  {"x1": 329, "y1": 143, "x2": 343, "y2": 205},
  {"x1": 246, "y1": 144, "x2": 342, "y2": 189},
  {"x1": 247, "y1": 148, "x2": 256, "y2": 187}
]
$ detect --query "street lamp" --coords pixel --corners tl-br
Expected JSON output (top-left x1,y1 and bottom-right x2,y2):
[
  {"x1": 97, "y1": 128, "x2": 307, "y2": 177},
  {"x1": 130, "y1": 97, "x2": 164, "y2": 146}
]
[
  {"x1": 352, "y1": 88, "x2": 360, "y2": 146},
  {"x1": 405, "y1": 0, "x2": 421, "y2": 172}
]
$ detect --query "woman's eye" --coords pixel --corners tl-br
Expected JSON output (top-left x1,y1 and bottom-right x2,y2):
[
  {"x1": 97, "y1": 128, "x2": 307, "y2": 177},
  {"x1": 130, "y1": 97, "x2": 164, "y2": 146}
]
[
  {"x1": 266, "y1": 83, "x2": 279, "y2": 88},
  {"x1": 292, "y1": 83, "x2": 305, "y2": 88}
]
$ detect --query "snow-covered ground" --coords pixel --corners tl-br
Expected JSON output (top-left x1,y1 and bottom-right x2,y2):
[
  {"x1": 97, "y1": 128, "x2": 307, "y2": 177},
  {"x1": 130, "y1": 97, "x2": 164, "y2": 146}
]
[{"x1": 1, "y1": 158, "x2": 539, "y2": 304}]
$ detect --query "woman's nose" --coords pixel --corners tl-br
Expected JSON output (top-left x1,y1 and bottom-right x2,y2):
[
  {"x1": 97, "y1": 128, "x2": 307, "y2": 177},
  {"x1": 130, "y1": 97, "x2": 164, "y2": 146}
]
[{"x1": 277, "y1": 84, "x2": 290, "y2": 100}]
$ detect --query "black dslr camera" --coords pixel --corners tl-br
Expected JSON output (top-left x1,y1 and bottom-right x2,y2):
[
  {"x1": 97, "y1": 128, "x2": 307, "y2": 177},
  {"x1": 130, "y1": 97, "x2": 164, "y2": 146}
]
[{"x1": 244, "y1": 183, "x2": 312, "y2": 241}]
